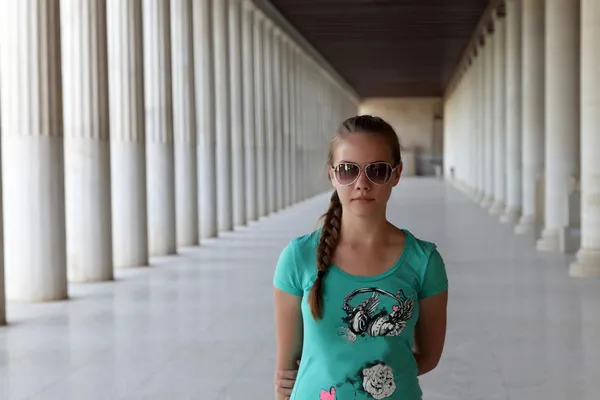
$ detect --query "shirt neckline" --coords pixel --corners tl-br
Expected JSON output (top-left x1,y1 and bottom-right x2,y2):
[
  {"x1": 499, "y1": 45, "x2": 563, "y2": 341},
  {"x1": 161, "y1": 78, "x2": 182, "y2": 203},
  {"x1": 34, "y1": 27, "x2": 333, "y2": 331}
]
[{"x1": 329, "y1": 228, "x2": 412, "y2": 282}]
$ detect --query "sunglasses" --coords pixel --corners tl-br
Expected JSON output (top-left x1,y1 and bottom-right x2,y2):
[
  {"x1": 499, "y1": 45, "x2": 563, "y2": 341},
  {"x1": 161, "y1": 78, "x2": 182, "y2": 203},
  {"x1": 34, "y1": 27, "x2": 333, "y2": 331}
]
[{"x1": 331, "y1": 162, "x2": 396, "y2": 186}]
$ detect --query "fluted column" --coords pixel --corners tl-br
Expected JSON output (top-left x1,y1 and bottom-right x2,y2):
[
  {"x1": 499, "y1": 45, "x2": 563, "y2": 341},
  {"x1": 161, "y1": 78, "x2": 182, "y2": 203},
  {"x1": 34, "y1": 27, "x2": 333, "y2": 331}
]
[
  {"x1": 475, "y1": 37, "x2": 487, "y2": 202},
  {"x1": 569, "y1": 0, "x2": 600, "y2": 277},
  {"x1": 253, "y1": 10, "x2": 267, "y2": 218},
  {"x1": 294, "y1": 48, "x2": 304, "y2": 202},
  {"x1": 490, "y1": 9, "x2": 507, "y2": 216},
  {"x1": 171, "y1": 0, "x2": 198, "y2": 247},
  {"x1": 537, "y1": 0, "x2": 580, "y2": 252},
  {"x1": 264, "y1": 20, "x2": 276, "y2": 213},
  {"x1": 273, "y1": 31, "x2": 284, "y2": 211},
  {"x1": 516, "y1": 0, "x2": 545, "y2": 235},
  {"x1": 193, "y1": 0, "x2": 217, "y2": 239},
  {"x1": 242, "y1": 1, "x2": 257, "y2": 221},
  {"x1": 214, "y1": 0, "x2": 232, "y2": 231},
  {"x1": 501, "y1": 0, "x2": 523, "y2": 224},
  {"x1": 229, "y1": 0, "x2": 246, "y2": 227},
  {"x1": 0, "y1": 195, "x2": 3, "y2": 322},
  {"x1": 107, "y1": 0, "x2": 148, "y2": 268},
  {"x1": 288, "y1": 41, "x2": 298, "y2": 205},
  {"x1": 143, "y1": 0, "x2": 176, "y2": 256},
  {"x1": 0, "y1": 0, "x2": 68, "y2": 300},
  {"x1": 282, "y1": 37, "x2": 291, "y2": 208},
  {"x1": 481, "y1": 24, "x2": 496, "y2": 208},
  {"x1": 61, "y1": 0, "x2": 113, "y2": 282}
]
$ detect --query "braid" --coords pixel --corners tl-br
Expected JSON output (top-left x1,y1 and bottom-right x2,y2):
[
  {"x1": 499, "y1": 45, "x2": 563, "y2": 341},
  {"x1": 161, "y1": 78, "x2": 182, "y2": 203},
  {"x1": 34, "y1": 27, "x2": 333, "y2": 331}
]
[{"x1": 309, "y1": 190, "x2": 342, "y2": 320}]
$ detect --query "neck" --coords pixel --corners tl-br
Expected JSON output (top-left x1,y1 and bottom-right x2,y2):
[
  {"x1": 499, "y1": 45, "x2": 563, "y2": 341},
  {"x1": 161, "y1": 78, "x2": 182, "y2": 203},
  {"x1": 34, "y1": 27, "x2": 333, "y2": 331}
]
[{"x1": 339, "y1": 210, "x2": 389, "y2": 245}]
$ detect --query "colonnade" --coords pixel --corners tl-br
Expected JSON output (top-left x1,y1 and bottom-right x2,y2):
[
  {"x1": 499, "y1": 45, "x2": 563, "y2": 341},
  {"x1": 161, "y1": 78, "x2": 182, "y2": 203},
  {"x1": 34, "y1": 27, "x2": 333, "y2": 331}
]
[
  {"x1": 0, "y1": 0, "x2": 359, "y2": 325},
  {"x1": 444, "y1": 0, "x2": 599, "y2": 277}
]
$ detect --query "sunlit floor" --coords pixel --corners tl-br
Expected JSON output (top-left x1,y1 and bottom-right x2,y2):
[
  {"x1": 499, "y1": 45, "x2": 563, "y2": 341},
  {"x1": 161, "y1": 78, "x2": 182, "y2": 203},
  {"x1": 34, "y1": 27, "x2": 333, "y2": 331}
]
[{"x1": 1, "y1": 178, "x2": 599, "y2": 400}]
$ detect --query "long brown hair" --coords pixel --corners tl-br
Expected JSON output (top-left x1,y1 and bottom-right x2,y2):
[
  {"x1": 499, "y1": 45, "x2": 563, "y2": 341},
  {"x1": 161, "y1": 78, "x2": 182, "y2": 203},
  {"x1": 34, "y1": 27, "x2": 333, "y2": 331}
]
[{"x1": 308, "y1": 115, "x2": 402, "y2": 320}]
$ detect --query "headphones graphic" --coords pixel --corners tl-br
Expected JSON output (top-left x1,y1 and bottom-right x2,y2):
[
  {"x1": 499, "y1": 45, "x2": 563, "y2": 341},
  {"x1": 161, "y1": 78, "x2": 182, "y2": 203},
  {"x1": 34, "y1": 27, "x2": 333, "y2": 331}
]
[{"x1": 341, "y1": 288, "x2": 415, "y2": 339}]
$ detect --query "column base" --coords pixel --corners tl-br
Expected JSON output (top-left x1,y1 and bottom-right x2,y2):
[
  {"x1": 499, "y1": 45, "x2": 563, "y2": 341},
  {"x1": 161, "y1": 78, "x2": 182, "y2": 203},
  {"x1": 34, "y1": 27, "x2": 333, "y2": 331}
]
[
  {"x1": 515, "y1": 215, "x2": 535, "y2": 235},
  {"x1": 536, "y1": 228, "x2": 560, "y2": 252},
  {"x1": 480, "y1": 195, "x2": 494, "y2": 209},
  {"x1": 569, "y1": 248, "x2": 600, "y2": 278},
  {"x1": 489, "y1": 201, "x2": 505, "y2": 216},
  {"x1": 500, "y1": 207, "x2": 521, "y2": 224}
]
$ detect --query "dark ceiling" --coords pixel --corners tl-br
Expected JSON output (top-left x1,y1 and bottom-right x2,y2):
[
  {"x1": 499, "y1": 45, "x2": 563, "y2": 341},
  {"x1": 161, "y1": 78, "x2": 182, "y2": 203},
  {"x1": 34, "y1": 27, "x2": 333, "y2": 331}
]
[{"x1": 268, "y1": 0, "x2": 489, "y2": 98}]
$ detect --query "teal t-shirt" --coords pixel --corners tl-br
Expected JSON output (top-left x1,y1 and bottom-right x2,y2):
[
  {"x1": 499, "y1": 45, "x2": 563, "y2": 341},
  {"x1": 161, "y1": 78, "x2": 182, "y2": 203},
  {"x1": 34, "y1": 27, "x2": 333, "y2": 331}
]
[{"x1": 273, "y1": 228, "x2": 448, "y2": 400}]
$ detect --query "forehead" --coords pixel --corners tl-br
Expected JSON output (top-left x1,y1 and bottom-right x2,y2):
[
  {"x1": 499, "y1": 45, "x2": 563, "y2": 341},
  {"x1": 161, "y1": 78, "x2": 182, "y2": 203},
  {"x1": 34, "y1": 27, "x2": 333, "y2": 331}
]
[{"x1": 333, "y1": 133, "x2": 393, "y2": 164}]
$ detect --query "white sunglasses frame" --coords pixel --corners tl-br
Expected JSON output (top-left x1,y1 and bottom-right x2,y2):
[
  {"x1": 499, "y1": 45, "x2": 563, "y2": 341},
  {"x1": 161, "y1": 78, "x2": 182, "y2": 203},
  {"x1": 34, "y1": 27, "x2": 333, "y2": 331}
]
[{"x1": 329, "y1": 161, "x2": 396, "y2": 187}]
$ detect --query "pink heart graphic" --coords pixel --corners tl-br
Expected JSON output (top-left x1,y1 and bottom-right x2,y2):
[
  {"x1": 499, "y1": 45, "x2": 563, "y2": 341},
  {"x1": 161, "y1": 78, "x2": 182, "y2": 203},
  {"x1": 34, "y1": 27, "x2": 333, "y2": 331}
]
[{"x1": 319, "y1": 387, "x2": 336, "y2": 400}]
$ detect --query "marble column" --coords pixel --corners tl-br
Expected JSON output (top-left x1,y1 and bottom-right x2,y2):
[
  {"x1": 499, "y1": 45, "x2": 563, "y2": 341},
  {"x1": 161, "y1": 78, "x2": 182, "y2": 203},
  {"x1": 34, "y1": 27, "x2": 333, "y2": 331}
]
[
  {"x1": 537, "y1": 0, "x2": 580, "y2": 252},
  {"x1": 61, "y1": 0, "x2": 113, "y2": 282},
  {"x1": 282, "y1": 37, "x2": 291, "y2": 209},
  {"x1": 253, "y1": 11, "x2": 268, "y2": 218},
  {"x1": 0, "y1": 0, "x2": 68, "y2": 300},
  {"x1": 569, "y1": 0, "x2": 600, "y2": 277},
  {"x1": 294, "y1": 48, "x2": 304, "y2": 202},
  {"x1": 288, "y1": 42, "x2": 298, "y2": 205},
  {"x1": 490, "y1": 9, "x2": 507, "y2": 216},
  {"x1": 481, "y1": 24, "x2": 496, "y2": 209},
  {"x1": 516, "y1": 0, "x2": 545, "y2": 235},
  {"x1": 273, "y1": 31, "x2": 284, "y2": 211},
  {"x1": 171, "y1": 0, "x2": 198, "y2": 247},
  {"x1": 264, "y1": 21, "x2": 276, "y2": 214},
  {"x1": 214, "y1": 0, "x2": 232, "y2": 232},
  {"x1": 0, "y1": 191, "x2": 3, "y2": 322},
  {"x1": 501, "y1": 0, "x2": 523, "y2": 224},
  {"x1": 476, "y1": 37, "x2": 487, "y2": 203},
  {"x1": 107, "y1": 0, "x2": 148, "y2": 268},
  {"x1": 242, "y1": 1, "x2": 257, "y2": 221},
  {"x1": 229, "y1": 0, "x2": 246, "y2": 227},
  {"x1": 143, "y1": 0, "x2": 177, "y2": 256},
  {"x1": 193, "y1": 0, "x2": 218, "y2": 239}
]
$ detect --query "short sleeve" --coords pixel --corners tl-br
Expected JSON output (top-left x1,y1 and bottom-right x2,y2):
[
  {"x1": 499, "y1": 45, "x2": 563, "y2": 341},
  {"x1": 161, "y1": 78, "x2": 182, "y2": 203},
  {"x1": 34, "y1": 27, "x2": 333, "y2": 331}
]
[
  {"x1": 418, "y1": 248, "x2": 448, "y2": 299},
  {"x1": 273, "y1": 240, "x2": 303, "y2": 297}
]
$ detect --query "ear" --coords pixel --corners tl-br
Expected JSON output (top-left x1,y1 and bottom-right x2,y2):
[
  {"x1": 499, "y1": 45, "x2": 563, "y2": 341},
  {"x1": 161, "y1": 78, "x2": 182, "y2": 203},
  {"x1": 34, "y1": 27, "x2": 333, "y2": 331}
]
[{"x1": 326, "y1": 164, "x2": 334, "y2": 182}]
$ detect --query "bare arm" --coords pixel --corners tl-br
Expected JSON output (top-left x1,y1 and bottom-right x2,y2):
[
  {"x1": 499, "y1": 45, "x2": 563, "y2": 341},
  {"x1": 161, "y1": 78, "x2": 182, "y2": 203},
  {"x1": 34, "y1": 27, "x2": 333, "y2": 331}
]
[
  {"x1": 274, "y1": 288, "x2": 303, "y2": 400},
  {"x1": 413, "y1": 290, "x2": 448, "y2": 376}
]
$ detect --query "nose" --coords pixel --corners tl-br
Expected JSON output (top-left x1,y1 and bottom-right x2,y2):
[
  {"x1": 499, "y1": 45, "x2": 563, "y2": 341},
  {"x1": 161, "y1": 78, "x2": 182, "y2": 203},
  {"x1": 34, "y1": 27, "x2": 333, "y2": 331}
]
[{"x1": 354, "y1": 168, "x2": 372, "y2": 191}]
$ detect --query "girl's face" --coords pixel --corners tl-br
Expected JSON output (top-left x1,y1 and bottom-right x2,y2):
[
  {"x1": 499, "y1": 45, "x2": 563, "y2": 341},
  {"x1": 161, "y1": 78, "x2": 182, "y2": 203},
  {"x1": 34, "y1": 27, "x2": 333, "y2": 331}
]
[{"x1": 328, "y1": 133, "x2": 402, "y2": 217}]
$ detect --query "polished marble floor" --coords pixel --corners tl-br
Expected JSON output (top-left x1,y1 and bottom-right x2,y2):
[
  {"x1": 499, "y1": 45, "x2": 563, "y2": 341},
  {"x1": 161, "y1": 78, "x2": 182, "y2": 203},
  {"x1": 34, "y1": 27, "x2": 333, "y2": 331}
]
[{"x1": 1, "y1": 178, "x2": 599, "y2": 400}]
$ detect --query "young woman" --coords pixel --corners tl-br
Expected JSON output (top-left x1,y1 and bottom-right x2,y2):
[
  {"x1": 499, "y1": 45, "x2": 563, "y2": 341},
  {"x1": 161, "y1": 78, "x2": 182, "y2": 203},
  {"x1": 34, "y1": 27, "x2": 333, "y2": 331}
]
[{"x1": 273, "y1": 115, "x2": 448, "y2": 400}]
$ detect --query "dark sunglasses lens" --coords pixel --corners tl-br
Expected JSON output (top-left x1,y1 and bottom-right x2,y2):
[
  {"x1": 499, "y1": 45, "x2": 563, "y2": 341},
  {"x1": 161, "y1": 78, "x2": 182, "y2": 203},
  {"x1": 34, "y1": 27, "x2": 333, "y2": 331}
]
[
  {"x1": 366, "y1": 163, "x2": 392, "y2": 184},
  {"x1": 335, "y1": 163, "x2": 360, "y2": 185}
]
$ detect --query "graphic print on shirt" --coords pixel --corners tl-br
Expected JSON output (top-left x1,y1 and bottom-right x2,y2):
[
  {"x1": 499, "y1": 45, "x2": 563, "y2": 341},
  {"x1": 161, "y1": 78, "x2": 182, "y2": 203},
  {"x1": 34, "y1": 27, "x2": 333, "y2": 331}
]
[
  {"x1": 339, "y1": 287, "x2": 415, "y2": 343},
  {"x1": 319, "y1": 361, "x2": 396, "y2": 400}
]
